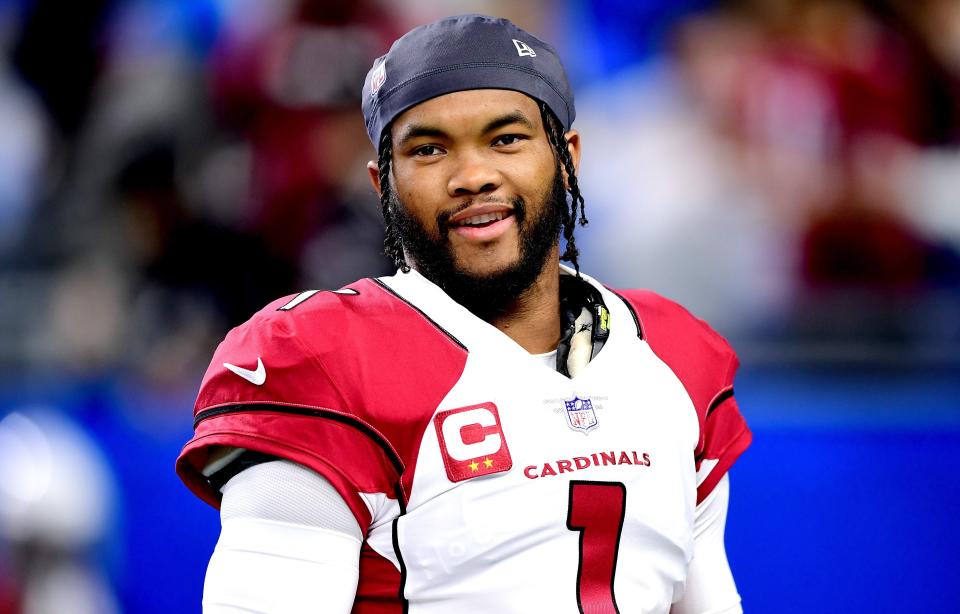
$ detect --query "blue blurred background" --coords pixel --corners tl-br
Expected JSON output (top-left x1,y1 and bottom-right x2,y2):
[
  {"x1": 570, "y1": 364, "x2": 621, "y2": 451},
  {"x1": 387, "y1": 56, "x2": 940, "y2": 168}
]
[{"x1": 0, "y1": 0, "x2": 958, "y2": 612}]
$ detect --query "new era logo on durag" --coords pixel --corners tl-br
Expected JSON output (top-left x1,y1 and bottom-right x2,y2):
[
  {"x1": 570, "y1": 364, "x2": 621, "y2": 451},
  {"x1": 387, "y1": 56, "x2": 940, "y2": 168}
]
[{"x1": 513, "y1": 39, "x2": 536, "y2": 57}]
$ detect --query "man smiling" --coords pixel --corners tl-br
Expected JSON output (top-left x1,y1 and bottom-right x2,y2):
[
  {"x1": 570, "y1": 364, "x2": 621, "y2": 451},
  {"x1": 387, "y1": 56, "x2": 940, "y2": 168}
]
[
  {"x1": 381, "y1": 88, "x2": 575, "y2": 336},
  {"x1": 178, "y1": 14, "x2": 751, "y2": 613}
]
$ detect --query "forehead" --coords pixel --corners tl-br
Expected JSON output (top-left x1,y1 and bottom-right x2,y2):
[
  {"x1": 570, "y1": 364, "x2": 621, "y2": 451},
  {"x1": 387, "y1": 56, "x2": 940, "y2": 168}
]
[{"x1": 390, "y1": 89, "x2": 542, "y2": 136}]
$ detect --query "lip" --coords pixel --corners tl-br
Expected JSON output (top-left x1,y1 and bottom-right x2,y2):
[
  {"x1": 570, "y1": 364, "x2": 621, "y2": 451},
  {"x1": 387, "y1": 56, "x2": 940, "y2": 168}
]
[
  {"x1": 447, "y1": 203, "x2": 516, "y2": 242},
  {"x1": 450, "y1": 214, "x2": 515, "y2": 242},
  {"x1": 448, "y1": 203, "x2": 514, "y2": 225}
]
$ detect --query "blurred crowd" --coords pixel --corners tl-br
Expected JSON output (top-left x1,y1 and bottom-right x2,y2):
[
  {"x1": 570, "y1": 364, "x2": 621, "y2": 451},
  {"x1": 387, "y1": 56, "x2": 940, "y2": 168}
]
[
  {"x1": 578, "y1": 0, "x2": 960, "y2": 355},
  {"x1": 0, "y1": 0, "x2": 408, "y2": 384},
  {"x1": 0, "y1": 0, "x2": 958, "y2": 386}
]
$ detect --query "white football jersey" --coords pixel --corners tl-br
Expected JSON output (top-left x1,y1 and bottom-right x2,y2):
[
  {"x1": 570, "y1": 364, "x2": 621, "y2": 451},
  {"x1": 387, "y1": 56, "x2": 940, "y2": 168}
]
[{"x1": 178, "y1": 266, "x2": 751, "y2": 613}]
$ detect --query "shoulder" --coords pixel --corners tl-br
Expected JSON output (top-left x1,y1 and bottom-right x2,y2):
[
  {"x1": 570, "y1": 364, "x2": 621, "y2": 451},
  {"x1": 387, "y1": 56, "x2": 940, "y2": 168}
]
[
  {"x1": 195, "y1": 281, "x2": 371, "y2": 412},
  {"x1": 611, "y1": 288, "x2": 738, "y2": 409},
  {"x1": 180, "y1": 278, "x2": 470, "y2": 517},
  {"x1": 227, "y1": 279, "x2": 414, "y2": 347},
  {"x1": 194, "y1": 279, "x2": 464, "y2": 419},
  {"x1": 614, "y1": 290, "x2": 735, "y2": 368},
  {"x1": 611, "y1": 288, "x2": 751, "y2": 502},
  {"x1": 613, "y1": 289, "x2": 750, "y2": 502},
  {"x1": 195, "y1": 278, "x2": 467, "y2": 413}
]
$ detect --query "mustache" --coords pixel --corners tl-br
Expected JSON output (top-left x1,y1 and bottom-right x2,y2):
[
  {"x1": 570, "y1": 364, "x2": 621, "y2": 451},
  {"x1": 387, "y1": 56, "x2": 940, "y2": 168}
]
[{"x1": 436, "y1": 195, "x2": 526, "y2": 235}]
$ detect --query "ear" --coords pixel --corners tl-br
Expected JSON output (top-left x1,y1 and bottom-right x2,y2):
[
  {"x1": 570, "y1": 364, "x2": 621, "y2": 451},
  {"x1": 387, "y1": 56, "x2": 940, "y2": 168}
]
[
  {"x1": 564, "y1": 129, "x2": 581, "y2": 176},
  {"x1": 367, "y1": 160, "x2": 383, "y2": 197}
]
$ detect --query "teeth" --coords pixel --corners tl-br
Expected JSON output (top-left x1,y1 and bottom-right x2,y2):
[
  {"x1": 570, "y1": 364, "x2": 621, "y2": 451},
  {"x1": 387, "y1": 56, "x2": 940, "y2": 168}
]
[{"x1": 461, "y1": 211, "x2": 506, "y2": 226}]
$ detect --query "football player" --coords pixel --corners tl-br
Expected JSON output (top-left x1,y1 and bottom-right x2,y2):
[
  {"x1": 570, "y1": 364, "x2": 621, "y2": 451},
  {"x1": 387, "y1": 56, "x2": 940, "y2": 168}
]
[{"x1": 178, "y1": 14, "x2": 751, "y2": 613}]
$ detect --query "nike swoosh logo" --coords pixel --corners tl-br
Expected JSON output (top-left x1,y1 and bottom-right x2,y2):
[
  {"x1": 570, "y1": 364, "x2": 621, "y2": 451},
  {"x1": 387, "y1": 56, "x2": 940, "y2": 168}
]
[{"x1": 223, "y1": 357, "x2": 266, "y2": 386}]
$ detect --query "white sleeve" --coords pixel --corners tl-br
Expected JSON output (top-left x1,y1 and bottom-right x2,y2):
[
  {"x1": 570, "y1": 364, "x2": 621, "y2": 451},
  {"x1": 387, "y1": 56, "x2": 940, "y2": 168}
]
[
  {"x1": 202, "y1": 460, "x2": 364, "y2": 614},
  {"x1": 672, "y1": 474, "x2": 743, "y2": 614}
]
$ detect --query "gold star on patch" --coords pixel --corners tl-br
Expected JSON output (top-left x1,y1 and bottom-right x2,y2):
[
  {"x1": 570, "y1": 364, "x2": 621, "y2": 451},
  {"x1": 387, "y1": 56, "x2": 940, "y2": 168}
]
[
  {"x1": 469, "y1": 460, "x2": 480, "y2": 472},
  {"x1": 483, "y1": 458, "x2": 494, "y2": 469}
]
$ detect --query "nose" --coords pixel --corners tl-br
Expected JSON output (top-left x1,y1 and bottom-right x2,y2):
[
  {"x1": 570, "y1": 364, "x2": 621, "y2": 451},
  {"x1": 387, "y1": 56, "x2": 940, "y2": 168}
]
[{"x1": 447, "y1": 150, "x2": 501, "y2": 197}]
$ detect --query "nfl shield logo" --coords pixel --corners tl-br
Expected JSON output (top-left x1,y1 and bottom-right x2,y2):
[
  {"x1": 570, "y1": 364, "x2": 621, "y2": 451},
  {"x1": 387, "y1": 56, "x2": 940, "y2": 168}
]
[
  {"x1": 370, "y1": 60, "x2": 387, "y2": 96},
  {"x1": 564, "y1": 396, "x2": 598, "y2": 433}
]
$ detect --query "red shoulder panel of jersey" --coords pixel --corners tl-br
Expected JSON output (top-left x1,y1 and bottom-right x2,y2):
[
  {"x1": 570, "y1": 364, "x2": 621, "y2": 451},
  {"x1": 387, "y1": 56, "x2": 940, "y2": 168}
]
[
  {"x1": 613, "y1": 289, "x2": 752, "y2": 503},
  {"x1": 176, "y1": 279, "x2": 468, "y2": 527}
]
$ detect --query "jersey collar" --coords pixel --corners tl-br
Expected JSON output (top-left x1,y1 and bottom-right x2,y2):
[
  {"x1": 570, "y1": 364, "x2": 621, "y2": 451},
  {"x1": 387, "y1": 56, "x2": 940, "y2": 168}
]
[{"x1": 376, "y1": 264, "x2": 640, "y2": 378}]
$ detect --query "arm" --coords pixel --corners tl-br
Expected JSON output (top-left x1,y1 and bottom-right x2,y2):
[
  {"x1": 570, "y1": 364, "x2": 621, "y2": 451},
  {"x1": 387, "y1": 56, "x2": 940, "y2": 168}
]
[
  {"x1": 202, "y1": 460, "x2": 363, "y2": 614},
  {"x1": 672, "y1": 474, "x2": 742, "y2": 614}
]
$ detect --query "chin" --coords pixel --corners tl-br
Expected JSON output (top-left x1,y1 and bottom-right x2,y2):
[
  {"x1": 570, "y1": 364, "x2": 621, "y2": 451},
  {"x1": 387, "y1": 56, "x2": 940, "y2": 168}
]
[{"x1": 453, "y1": 252, "x2": 522, "y2": 279}]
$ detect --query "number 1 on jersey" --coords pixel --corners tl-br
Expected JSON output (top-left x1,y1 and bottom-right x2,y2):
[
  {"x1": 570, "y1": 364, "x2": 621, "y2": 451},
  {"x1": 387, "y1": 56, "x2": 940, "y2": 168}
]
[{"x1": 566, "y1": 481, "x2": 626, "y2": 614}]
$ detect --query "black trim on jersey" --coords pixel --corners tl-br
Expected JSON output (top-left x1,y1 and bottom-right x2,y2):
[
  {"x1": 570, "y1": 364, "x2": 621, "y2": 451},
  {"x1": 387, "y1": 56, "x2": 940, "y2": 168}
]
[
  {"x1": 391, "y1": 482, "x2": 407, "y2": 516},
  {"x1": 392, "y1": 516, "x2": 410, "y2": 613},
  {"x1": 371, "y1": 278, "x2": 469, "y2": 352},
  {"x1": 207, "y1": 450, "x2": 279, "y2": 492},
  {"x1": 707, "y1": 388, "x2": 734, "y2": 417},
  {"x1": 695, "y1": 390, "x2": 736, "y2": 462},
  {"x1": 609, "y1": 291, "x2": 644, "y2": 340},
  {"x1": 193, "y1": 404, "x2": 406, "y2": 485}
]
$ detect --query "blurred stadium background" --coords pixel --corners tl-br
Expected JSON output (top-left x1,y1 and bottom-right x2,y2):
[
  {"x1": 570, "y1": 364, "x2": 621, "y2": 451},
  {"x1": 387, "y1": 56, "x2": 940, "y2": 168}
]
[{"x1": 0, "y1": 0, "x2": 958, "y2": 612}]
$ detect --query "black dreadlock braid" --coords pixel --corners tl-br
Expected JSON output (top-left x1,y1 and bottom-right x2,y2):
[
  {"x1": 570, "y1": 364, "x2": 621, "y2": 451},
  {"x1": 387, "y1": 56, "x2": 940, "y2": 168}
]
[
  {"x1": 538, "y1": 100, "x2": 588, "y2": 275},
  {"x1": 376, "y1": 101, "x2": 588, "y2": 274},
  {"x1": 377, "y1": 130, "x2": 409, "y2": 272}
]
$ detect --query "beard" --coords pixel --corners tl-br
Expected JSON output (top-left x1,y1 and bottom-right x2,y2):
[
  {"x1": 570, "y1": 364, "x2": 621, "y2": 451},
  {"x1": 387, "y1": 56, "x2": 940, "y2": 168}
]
[{"x1": 389, "y1": 168, "x2": 566, "y2": 319}]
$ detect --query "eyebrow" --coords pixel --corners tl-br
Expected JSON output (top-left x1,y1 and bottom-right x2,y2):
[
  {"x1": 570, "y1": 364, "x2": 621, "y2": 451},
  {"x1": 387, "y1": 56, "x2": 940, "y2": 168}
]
[
  {"x1": 396, "y1": 111, "x2": 537, "y2": 148},
  {"x1": 396, "y1": 125, "x2": 449, "y2": 148},
  {"x1": 482, "y1": 111, "x2": 536, "y2": 134}
]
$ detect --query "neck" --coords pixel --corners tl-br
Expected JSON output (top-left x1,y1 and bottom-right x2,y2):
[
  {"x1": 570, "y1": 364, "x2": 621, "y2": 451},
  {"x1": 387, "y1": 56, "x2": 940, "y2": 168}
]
[{"x1": 486, "y1": 250, "x2": 562, "y2": 354}]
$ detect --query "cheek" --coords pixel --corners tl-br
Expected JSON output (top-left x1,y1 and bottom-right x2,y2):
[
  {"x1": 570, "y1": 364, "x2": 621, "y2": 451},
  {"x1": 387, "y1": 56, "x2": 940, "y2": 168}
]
[
  {"x1": 511, "y1": 153, "x2": 557, "y2": 201},
  {"x1": 512, "y1": 141, "x2": 557, "y2": 182},
  {"x1": 392, "y1": 164, "x2": 445, "y2": 233},
  {"x1": 396, "y1": 189, "x2": 435, "y2": 228}
]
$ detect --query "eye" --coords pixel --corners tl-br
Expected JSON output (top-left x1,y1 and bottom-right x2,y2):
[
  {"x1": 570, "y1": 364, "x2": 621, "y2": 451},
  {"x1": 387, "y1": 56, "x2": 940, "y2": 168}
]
[
  {"x1": 412, "y1": 144, "x2": 444, "y2": 157},
  {"x1": 492, "y1": 134, "x2": 526, "y2": 147}
]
